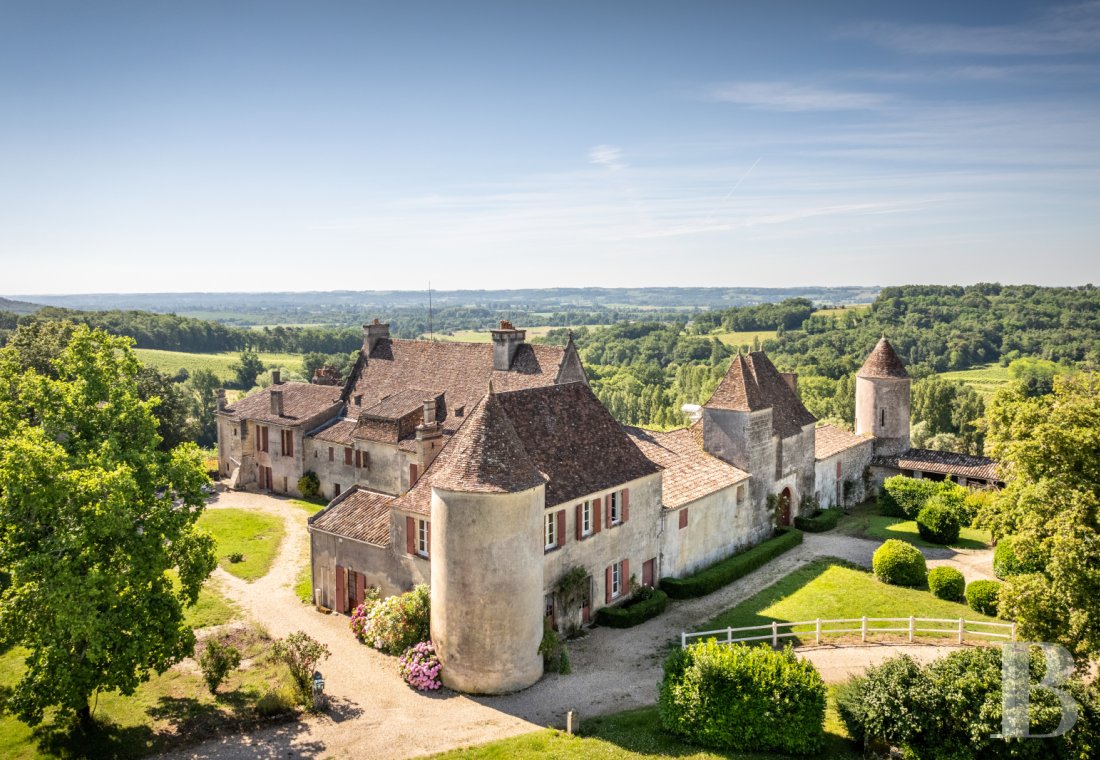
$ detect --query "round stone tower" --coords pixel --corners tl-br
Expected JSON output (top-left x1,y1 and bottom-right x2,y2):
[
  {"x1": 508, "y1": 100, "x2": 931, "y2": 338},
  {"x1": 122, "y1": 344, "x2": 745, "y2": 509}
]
[
  {"x1": 429, "y1": 388, "x2": 547, "y2": 694},
  {"x1": 854, "y1": 337, "x2": 911, "y2": 457}
]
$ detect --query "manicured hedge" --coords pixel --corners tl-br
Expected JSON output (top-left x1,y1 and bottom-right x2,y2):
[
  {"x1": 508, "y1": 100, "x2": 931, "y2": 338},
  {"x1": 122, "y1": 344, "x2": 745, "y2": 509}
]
[
  {"x1": 965, "y1": 579, "x2": 1001, "y2": 616},
  {"x1": 916, "y1": 498, "x2": 961, "y2": 545},
  {"x1": 872, "y1": 539, "x2": 927, "y2": 587},
  {"x1": 595, "y1": 589, "x2": 668, "y2": 628},
  {"x1": 660, "y1": 640, "x2": 826, "y2": 755},
  {"x1": 878, "y1": 476, "x2": 966, "y2": 519},
  {"x1": 927, "y1": 567, "x2": 965, "y2": 602},
  {"x1": 794, "y1": 509, "x2": 841, "y2": 533},
  {"x1": 660, "y1": 529, "x2": 803, "y2": 600}
]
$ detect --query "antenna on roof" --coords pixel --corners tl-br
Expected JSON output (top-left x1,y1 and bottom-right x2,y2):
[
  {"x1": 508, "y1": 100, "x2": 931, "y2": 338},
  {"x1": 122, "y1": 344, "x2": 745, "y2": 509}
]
[{"x1": 428, "y1": 281, "x2": 433, "y2": 342}]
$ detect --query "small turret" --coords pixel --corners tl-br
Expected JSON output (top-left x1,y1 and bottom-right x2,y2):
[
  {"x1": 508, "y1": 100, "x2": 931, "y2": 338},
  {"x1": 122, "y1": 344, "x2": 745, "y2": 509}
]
[
  {"x1": 430, "y1": 389, "x2": 546, "y2": 694},
  {"x1": 855, "y1": 337, "x2": 911, "y2": 456}
]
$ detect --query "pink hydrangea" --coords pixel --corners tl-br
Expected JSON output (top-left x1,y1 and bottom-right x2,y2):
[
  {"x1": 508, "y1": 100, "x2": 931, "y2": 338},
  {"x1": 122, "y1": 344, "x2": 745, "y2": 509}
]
[{"x1": 399, "y1": 641, "x2": 442, "y2": 691}]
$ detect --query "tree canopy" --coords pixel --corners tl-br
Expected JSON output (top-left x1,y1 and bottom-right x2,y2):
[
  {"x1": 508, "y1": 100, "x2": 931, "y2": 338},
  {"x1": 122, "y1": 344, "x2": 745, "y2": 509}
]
[{"x1": 0, "y1": 325, "x2": 217, "y2": 726}]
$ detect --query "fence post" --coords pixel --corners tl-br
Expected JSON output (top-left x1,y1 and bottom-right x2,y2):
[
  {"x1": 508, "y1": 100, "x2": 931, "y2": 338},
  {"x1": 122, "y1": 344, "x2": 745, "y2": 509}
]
[
  {"x1": 772, "y1": 621, "x2": 778, "y2": 647},
  {"x1": 1011, "y1": 622, "x2": 1017, "y2": 642},
  {"x1": 861, "y1": 616, "x2": 867, "y2": 643},
  {"x1": 958, "y1": 618, "x2": 964, "y2": 645},
  {"x1": 681, "y1": 632, "x2": 686, "y2": 648},
  {"x1": 815, "y1": 618, "x2": 822, "y2": 646},
  {"x1": 909, "y1": 616, "x2": 915, "y2": 643},
  {"x1": 727, "y1": 626, "x2": 732, "y2": 644}
]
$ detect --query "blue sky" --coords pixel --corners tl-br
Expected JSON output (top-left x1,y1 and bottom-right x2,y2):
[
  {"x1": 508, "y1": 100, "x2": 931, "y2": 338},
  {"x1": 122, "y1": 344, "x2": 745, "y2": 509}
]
[{"x1": 2, "y1": 1, "x2": 1099, "y2": 294}]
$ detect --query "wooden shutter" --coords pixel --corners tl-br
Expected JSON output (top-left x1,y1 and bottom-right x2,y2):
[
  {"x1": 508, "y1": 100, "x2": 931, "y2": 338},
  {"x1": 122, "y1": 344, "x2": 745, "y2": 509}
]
[
  {"x1": 345, "y1": 447, "x2": 353, "y2": 465},
  {"x1": 335, "y1": 565, "x2": 347, "y2": 613},
  {"x1": 679, "y1": 508, "x2": 688, "y2": 529},
  {"x1": 410, "y1": 463, "x2": 419, "y2": 486},
  {"x1": 406, "y1": 516, "x2": 416, "y2": 555},
  {"x1": 836, "y1": 461, "x2": 842, "y2": 478},
  {"x1": 593, "y1": 498, "x2": 602, "y2": 533},
  {"x1": 355, "y1": 571, "x2": 365, "y2": 608},
  {"x1": 426, "y1": 521, "x2": 431, "y2": 557},
  {"x1": 328, "y1": 447, "x2": 334, "y2": 462},
  {"x1": 557, "y1": 510, "x2": 566, "y2": 547},
  {"x1": 255, "y1": 426, "x2": 261, "y2": 452},
  {"x1": 575, "y1": 504, "x2": 583, "y2": 540},
  {"x1": 623, "y1": 559, "x2": 629, "y2": 592},
  {"x1": 355, "y1": 450, "x2": 362, "y2": 468},
  {"x1": 622, "y1": 488, "x2": 630, "y2": 523},
  {"x1": 262, "y1": 426, "x2": 269, "y2": 452},
  {"x1": 605, "y1": 566, "x2": 613, "y2": 604}
]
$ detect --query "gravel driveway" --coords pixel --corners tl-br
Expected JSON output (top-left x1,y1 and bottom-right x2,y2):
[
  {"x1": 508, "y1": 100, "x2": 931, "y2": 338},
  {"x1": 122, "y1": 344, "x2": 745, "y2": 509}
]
[{"x1": 160, "y1": 494, "x2": 994, "y2": 759}]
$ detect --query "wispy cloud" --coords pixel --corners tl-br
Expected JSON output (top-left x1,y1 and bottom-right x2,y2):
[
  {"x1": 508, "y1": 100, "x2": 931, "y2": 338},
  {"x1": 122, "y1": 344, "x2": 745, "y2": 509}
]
[
  {"x1": 704, "y1": 81, "x2": 889, "y2": 111},
  {"x1": 843, "y1": 1, "x2": 1100, "y2": 56},
  {"x1": 588, "y1": 144, "x2": 627, "y2": 170}
]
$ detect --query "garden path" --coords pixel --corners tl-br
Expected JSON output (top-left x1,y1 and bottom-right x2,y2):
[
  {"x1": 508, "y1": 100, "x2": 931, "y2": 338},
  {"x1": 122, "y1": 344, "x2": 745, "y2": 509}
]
[{"x1": 164, "y1": 494, "x2": 994, "y2": 759}]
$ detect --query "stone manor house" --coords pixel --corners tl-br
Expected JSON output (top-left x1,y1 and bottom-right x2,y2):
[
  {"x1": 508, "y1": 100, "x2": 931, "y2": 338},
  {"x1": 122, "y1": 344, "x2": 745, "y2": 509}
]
[{"x1": 215, "y1": 323, "x2": 998, "y2": 693}]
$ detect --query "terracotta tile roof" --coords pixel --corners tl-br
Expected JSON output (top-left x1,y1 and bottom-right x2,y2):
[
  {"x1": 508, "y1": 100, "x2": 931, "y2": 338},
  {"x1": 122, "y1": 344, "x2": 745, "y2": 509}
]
[
  {"x1": 873, "y1": 448, "x2": 1000, "y2": 482},
  {"x1": 858, "y1": 338, "x2": 909, "y2": 379},
  {"x1": 361, "y1": 388, "x2": 439, "y2": 420},
  {"x1": 310, "y1": 486, "x2": 394, "y2": 547},
  {"x1": 344, "y1": 339, "x2": 572, "y2": 435},
  {"x1": 495, "y1": 383, "x2": 661, "y2": 507},
  {"x1": 310, "y1": 417, "x2": 358, "y2": 445},
  {"x1": 432, "y1": 393, "x2": 547, "y2": 494},
  {"x1": 814, "y1": 424, "x2": 872, "y2": 460},
  {"x1": 704, "y1": 351, "x2": 816, "y2": 438},
  {"x1": 624, "y1": 426, "x2": 749, "y2": 509},
  {"x1": 395, "y1": 382, "x2": 661, "y2": 515},
  {"x1": 219, "y1": 382, "x2": 343, "y2": 426}
]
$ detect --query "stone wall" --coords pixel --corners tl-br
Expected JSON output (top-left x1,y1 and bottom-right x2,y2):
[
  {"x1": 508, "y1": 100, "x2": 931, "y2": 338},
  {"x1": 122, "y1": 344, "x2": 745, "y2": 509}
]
[
  {"x1": 659, "y1": 479, "x2": 769, "y2": 578},
  {"x1": 309, "y1": 519, "x2": 429, "y2": 605},
  {"x1": 813, "y1": 438, "x2": 874, "y2": 509},
  {"x1": 304, "y1": 437, "x2": 417, "y2": 499}
]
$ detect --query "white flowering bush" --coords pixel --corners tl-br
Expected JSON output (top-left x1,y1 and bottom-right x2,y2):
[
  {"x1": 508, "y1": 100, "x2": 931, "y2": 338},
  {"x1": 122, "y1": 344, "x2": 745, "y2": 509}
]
[
  {"x1": 353, "y1": 584, "x2": 430, "y2": 655},
  {"x1": 399, "y1": 641, "x2": 442, "y2": 691}
]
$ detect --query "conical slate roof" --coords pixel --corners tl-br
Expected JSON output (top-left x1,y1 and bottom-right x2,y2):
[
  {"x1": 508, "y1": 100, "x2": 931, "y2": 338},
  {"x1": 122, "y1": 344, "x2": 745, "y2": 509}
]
[
  {"x1": 431, "y1": 391, "x2": 546, "y2": 494},
  {"x1": 858, "y1": 338, "x2": 909, "y2": 380}
]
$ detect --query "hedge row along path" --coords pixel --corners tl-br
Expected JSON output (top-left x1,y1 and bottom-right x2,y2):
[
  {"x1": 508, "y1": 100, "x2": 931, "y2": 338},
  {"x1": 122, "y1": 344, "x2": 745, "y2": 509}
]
[{"x1": 165, "y1": 493, "x2": 994, "y2": 760}]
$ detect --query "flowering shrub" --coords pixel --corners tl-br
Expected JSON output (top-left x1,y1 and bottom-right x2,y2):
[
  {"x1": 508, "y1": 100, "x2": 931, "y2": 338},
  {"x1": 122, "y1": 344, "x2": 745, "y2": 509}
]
[
  {"x1": 356, "y1": 584, "x2": 430, "y2": 655},
  {"x1": 348, "y1": 586, "x2": 381, "y2": 642},
  {"x1": 399, "y1": 640, "x2": 442, "y2": 691}
]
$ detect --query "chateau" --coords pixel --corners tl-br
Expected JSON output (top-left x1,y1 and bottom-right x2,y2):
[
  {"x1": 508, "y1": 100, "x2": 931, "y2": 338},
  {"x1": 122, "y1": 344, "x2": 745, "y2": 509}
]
[{"x1": 215, "y1": 324, "x2": 998, "y2": 694}]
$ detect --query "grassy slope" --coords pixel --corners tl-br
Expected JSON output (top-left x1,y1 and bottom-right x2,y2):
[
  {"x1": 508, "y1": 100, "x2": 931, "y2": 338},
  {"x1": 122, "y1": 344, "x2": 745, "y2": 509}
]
[
  {"x1": 196, "y1": 509, "x2": 284, "y2": 582},
  {"x1": 701, "y1": 558, "x2": 999, "y2": 639},
  {"x1": 937, "y1": 363, "x2": 1011, "y2": 399},
  {"x1": 811, "y1": 304, "x2": 871, "y2": 319},
  {"x1": 429, "y1": 705, "x2": 859, "y2": 760},
  {"x1": 133, "y1": 349, "x2": 304, "y2": 384}
]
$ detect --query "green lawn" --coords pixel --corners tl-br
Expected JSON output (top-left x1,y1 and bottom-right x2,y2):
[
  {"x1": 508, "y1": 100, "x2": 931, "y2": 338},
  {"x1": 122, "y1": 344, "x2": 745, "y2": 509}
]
[
  {"x1": 811, "y1": 304, "x2": 871, "y2": 319},
  {"x1": 713, "y1": 330, "x2": 777, "y2": 349},
  {"x1": 295, "y1": 566, "x2": 313, "y2": 604},
  {"x1": 288, "y1": 498, "x2": 326, "y2": 515},
  {"x1": 133, "y1": 349, "x2": 305, "y2": 384},
  {"x1": 937, "y1": 363, "x2": 1012, "y2": 399},
  {"x1": 429, "y1": 704, "x2": 859, "y2": 759},
  {"x1": 700, "y1": 558, "x2": 999, "y2": 644},
  {"x1": 859, "y1": 515, "x2": 991, "y2": 550},
  {"x1": 0, "y1": 627, "x2": 296, "y2": 759},
  {"x1": 196, "y1": 509, "x2": 285, "y2": 582},
  {"x1": 184, "y1": 584, "x2": 240, "y2": 629}
]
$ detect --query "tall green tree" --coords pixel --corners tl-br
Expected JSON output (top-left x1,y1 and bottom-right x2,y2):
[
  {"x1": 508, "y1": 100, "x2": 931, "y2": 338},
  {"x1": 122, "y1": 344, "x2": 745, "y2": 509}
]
[
  {"x1": 0, "y1": 326, "x2": 217, "y2": 728},
  {"x1": 229, "y1": 350, "x2": 265, "y2": 390},
  {"x1": 187, "y1": 368, "x2": 222, "y2": 447},
  {"x1": 978, "y1": 373, "x2": 1100, "y2": 661}
]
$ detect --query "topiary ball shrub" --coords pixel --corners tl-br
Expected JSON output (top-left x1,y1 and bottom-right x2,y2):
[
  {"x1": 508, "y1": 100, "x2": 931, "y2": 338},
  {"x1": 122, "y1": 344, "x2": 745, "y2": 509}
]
[
  {"x1": 659, "y1": 640, "x2": 826, "y2": 755},
  {"x1": 297, "y1": 471, "x2": 321, "y2": 499},
  {"x1": 965, "y1": 580, "x2": 1001, "y2": 616},
  {"x1": 872, "y1": 539, "x2": 927, "y2": 587},
  {"x1": 916, "y1": 498, "x2": 961, "y2": 545},
  {"x1": 927, "y1": 567, "x2": 965, "y2": 602}
]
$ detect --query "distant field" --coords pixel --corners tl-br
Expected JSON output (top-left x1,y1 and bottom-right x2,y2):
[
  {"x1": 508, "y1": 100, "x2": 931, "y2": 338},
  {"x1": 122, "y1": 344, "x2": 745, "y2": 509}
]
[
  {"x1": 714, "y1": 329, "x2": 777, "y2": 348},
  {"x1": 938, "y1": 363, "x2": 1011, "y2": 398},
  {"x1": 420, "y1": 325, "x2": 582, "y2": 343},
  {"x1": 812, "y1": 303, "x2": 871, "y2": 319},
  {"x1": 134, "y1": 349, "x2": 305, "y2": 383}
]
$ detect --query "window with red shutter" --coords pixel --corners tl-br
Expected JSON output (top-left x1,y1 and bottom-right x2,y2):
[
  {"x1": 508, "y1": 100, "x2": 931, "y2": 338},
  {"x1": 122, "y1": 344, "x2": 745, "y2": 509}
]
[
  {"x1": 410, "y1": 463, "x2": 419, "y2": 486},
  {"x1": 679, "y1": 508, "x2": 688, "y2": 529},
  {"x1": 406, "y1": 516, "x2": 416, "y2": 555},
  {"x1": 355, "y1": 450, "x2": 362, "y2": 468},
  {"x1": 335, "y1": 565, "x2": 347, "y2": 613},
  {"x1": 575, "y1": 504, "x2": 583, "y2": 541},
  {"x1": 605, "y1": 566, "x2": 613, "y2": 604},
  {"x1": 344, "y1": 447, "x2": 353, "y2": 466},
  {"x1": 557, "y1": 510, "x2": 566, "y2": 547},
  {"x1": 622, "y1": 488, "x2": 630, "y2": 523},
  {"x1": 622, "y1": 559, "x2": 629, "y2": 594},
  {"x1": 593, "y1": 497, "x2": 602, "y2": 533}
]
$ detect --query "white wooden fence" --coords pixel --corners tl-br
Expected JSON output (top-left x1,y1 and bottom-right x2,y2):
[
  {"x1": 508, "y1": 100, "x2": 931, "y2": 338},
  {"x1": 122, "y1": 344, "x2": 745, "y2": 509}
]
[{"x1": 682, "y1": 616, "x2": 1016, "y2": 649}]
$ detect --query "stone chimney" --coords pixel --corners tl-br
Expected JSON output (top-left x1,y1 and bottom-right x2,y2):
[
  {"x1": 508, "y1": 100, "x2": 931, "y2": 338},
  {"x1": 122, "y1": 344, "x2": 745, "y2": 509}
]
[
  {"x1": 417, "y1": 395, "x2": 444, "y2": 470},
  {"x1": 270, "y1": 389, "x2": 284, "y2": 417},
  {"x1": 272, "y1": 368, "x2": 282, "y2": 385},
  {"x1": 216, "y1": 388, "x2": 227, "y2": 411},
  {"x1": 780, "y1": 372, "x2": 798, "y2": 397},
  {"x1": 490, "y1": 320, "x2": 526, "y2": 371},
  {"x1": 363, "y1": 319, "x2": 390, "y2": 354}
]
